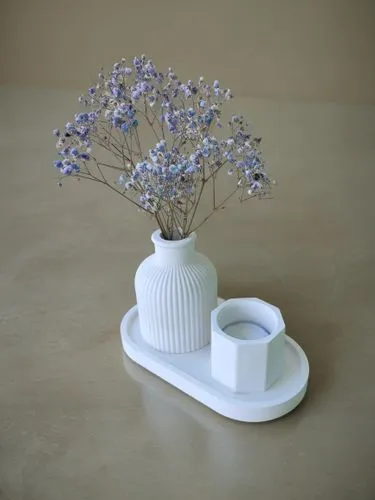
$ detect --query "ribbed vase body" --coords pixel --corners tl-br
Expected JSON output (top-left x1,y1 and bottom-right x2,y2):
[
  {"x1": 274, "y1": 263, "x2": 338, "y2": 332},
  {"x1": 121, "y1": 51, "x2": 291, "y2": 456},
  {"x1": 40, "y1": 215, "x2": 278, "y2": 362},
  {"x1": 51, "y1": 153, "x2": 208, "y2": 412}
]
[{"x1": 135, "y1": 231, "x2": 218, "y2": 354}]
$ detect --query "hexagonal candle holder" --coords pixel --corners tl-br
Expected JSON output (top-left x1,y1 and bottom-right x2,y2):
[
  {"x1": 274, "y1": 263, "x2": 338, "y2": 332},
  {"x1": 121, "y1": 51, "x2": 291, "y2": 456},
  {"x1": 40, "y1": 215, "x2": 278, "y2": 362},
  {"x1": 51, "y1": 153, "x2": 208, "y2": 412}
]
[{"x1": 211, "y1": 298, "x2": 285, "y2": 393}]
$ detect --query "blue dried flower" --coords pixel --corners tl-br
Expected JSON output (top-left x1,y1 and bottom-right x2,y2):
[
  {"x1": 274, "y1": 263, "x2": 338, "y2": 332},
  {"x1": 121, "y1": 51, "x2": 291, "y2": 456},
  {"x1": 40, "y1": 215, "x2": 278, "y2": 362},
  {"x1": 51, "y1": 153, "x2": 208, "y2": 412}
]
[
  {"x1": 169, "y1": 164, "x2": 180, "y2": 174},
  {"x1": 53, "y1": 129, "x2": 60, "y2": 137},
  {"x1": 76, "y1": 113, "x2": 89, "y2": 124},
  {"x1": 205, "y1": 115, "x2": 213, "y2": 126},
  {"x1": 112, "y1": 87, "x2": 122, "y2": 99},
  {"x1": 117, "y1": 174, "x2": 127, "y2": 186},
  {"x1": 113, "y1": 116, "x2": 123, "y2": 128},
  {"x1": 140, "y1": 81, "x2": 150, "y2": 93},
  {"x1": 65, "y1": 122, "x2": 75, "y2": 132},
  {"x1": 132, "y1": 89, "x2": 141, "y2": 100},
  {"x1": 224, "y1": 151, "x2": 235, "y2": 163},
  {"x1": 88, "y1": 112, "x2": 98, "y2": 122},
  {"x1": 62, "y1": 165, "x2": 73, "y2": 175},
  {"x1": 157, "y1": 140, "x2": 166, "y2": 152},
  {"x1": 51, "y1": 55, "x2": 271, "y2": 228},
  {"x1": 166, "y1": 112, "x2": 178, "y2": 133},
  {"x1": 61, "y1": 148, "x2": 70, "y2": 157},
  {"x1": 185, "y1": 165, "x2": 196, "y2": 174}
]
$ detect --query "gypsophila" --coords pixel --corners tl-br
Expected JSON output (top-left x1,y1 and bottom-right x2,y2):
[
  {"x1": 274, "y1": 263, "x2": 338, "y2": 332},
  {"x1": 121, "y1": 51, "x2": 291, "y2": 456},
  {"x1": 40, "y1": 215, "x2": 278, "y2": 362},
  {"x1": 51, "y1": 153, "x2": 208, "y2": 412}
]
[{"x1": 52, "y1": 56, "x2": 273, "y2": 240}]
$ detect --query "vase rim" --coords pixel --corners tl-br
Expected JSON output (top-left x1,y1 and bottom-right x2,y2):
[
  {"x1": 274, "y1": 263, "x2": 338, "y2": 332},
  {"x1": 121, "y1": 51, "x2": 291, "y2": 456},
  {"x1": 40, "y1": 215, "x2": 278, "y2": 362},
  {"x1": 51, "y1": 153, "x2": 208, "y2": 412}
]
[{"x1": 151, "y1": 230, "x2": 197, "y2": 248}]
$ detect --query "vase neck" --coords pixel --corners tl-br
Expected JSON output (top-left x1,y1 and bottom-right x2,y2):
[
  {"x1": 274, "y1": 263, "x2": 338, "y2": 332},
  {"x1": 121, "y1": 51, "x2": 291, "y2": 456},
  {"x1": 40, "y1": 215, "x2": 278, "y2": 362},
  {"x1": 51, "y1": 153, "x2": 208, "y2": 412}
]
[{"x1": 151, "y1": 231, "x2": 197, "y2": 266}]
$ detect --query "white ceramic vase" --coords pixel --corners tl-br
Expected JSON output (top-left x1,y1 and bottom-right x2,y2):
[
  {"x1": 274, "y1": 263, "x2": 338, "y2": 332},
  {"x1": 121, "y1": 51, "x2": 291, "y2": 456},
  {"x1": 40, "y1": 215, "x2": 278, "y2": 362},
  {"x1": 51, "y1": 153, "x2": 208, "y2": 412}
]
[{"x1": 134, "y1": 230, "x2": 218, "y2": 354}]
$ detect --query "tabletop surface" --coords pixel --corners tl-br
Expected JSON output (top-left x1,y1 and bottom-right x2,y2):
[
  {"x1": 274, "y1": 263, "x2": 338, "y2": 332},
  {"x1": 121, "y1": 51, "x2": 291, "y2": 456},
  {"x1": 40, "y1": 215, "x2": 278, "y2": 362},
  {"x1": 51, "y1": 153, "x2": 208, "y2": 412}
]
[{"x1": 1, "y1": 86, "x2": 374, "y2": 500}]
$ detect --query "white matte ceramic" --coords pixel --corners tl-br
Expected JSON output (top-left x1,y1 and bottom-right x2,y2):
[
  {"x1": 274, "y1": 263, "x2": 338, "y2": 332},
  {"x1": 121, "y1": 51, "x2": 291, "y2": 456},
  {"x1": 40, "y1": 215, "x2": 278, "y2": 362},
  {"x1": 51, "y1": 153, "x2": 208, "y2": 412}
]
[
  {"x1": 211, "y1": 298, "x2": 285, "y2": 393},
  {"x1": 134, "y1": 231, "x2": 217, "y2": 354}
]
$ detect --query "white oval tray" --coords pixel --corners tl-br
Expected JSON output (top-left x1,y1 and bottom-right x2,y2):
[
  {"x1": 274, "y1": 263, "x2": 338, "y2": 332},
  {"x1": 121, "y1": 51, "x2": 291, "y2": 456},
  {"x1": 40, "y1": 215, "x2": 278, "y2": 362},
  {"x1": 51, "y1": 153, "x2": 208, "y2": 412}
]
[{"x1": 120, "y1": 303, "x2": 309, "y2": 423}]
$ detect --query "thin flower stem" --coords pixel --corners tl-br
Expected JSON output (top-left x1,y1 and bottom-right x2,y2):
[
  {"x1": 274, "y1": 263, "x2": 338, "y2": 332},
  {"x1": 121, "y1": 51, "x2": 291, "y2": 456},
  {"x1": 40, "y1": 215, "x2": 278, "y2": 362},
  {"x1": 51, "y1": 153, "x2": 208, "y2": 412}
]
[
  {"x1": 91, "y1": 137, "x2": 124, "y2": 162},
  {"x1": 94, "y1": 159, "x2": 106, "y2": 182},
  {"x1": 158, "y1": 207, "x2": 169, "y2": 235},
  {"x1": 212, "y1": 170, "x2": 216, "y2": 209},
  {"x1": 185, "y1": 179, "x2": 206, "y2": 235},
  {"x1": 137, "y1": 109, "x2": 160, "y2": 141},
  {"x1": 97, "y1": 162, "x2": 124, "y2": 171},
  {"x1": 147, "y1": 103, "x2": 165, "y2": 140},
  {"x1": 76, "y1": 170, "x2": 146, "y2": 211},
  {"x1": 205, "y1": 160, "x2": 228, "y2": 181},
  {"x1": 121, "y1": 134, "x2": 135, "y2": 168},
  {"x1": 134, "y1": 128, "x2": 143, "y2": 159},
  {"x1": 190, "y1": 187, "x2": 239, "y2": 233},
  {"x1": 155, "y1": 213, "x2": 168, "y2": 238}
]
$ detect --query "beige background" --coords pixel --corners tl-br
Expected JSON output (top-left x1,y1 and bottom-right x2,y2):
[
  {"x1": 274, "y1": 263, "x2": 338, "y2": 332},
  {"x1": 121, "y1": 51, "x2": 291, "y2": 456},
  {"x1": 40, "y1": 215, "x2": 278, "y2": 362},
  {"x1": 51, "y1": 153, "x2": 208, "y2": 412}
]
[
  {"x1": 1, "y1": 1, "x2": 375, "y2": 500},
  {"x1": 1, "y1": 0, "x2": 375, "y2": 103}
]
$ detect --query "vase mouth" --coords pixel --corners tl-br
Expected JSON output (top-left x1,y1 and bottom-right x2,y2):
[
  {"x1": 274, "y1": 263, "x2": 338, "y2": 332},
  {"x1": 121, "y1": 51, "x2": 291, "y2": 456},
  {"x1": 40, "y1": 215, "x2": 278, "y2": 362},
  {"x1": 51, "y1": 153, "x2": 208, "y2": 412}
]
[{"x1": 151, "y1": 230, "x2": 197, "y2": 248}]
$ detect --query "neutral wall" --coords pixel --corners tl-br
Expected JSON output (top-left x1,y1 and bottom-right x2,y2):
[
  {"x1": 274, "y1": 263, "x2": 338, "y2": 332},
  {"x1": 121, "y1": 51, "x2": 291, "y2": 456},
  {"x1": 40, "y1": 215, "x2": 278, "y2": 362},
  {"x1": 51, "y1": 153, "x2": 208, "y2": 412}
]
[{"x1": 1, "y1": 0, "x2": 375, "y2": 104}]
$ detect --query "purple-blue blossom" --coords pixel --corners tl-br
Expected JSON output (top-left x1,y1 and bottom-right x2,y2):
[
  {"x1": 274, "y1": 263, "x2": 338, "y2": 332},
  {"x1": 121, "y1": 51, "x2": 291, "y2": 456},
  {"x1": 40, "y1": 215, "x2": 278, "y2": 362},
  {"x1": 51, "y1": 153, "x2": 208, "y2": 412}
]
[
  {"x1": 132, "y1": 89, "x2": 141, "y2": 100},
  {"x1": 60, "y1": 148, "x2": 70, "y2": 157},
  {"x1": 62, "y1": 165, "x2": 73, "y2": 175},
  {"x1": 112, "y1": 87, "x2": 122, "y2": 98},
  {"x1": 76, "y1": 113, "x2": 89, "y2": 124},
  {"x1": 52, "y1": 54, "x2": 272, "y2": 234}
]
